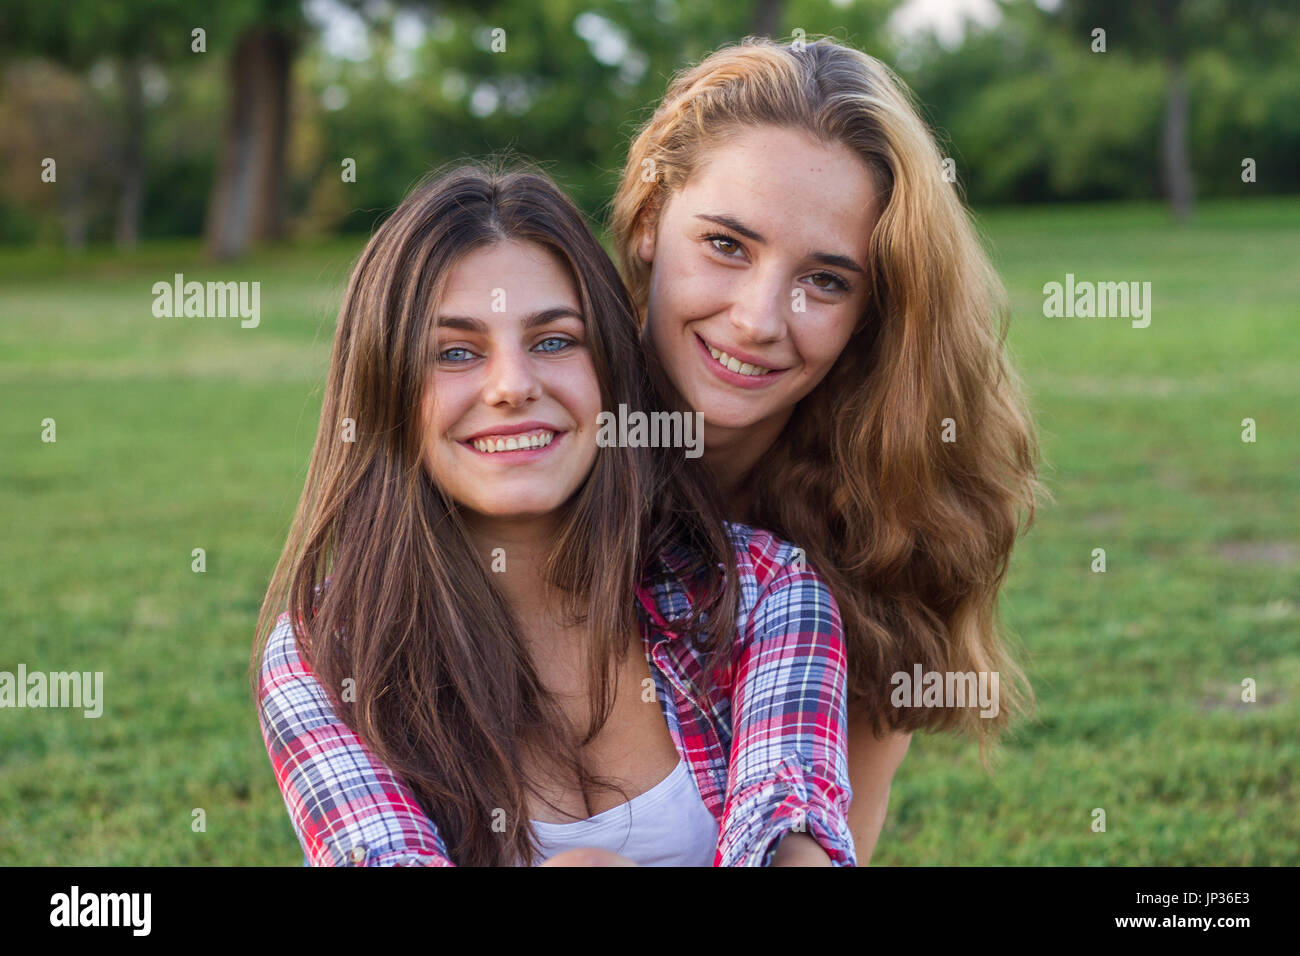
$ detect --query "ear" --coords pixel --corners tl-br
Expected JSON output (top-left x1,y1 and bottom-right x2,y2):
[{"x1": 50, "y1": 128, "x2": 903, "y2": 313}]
[{"x1": 635, "y1": 212, "x2": 658, "y2": 264}]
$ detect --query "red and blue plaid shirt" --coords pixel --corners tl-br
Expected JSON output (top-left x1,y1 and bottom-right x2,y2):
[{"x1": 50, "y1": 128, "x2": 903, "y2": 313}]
[{"x1": 257, "y1": 524, "x2": 856, "y2": 866}]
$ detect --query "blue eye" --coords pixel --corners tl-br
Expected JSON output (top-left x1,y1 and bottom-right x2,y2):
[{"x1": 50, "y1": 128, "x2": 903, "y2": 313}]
[
  {"x1": 533, "y1": 336, "x2": 573, "y2": 353},
  {"x1": 439, "y1": 347, "x2": 475, "y2": 363}
]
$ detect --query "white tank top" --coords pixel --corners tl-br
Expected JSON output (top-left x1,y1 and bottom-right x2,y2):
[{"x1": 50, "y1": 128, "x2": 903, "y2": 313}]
[{"x1": 525, "y1": 759, "x2": 719, "y2": 866}]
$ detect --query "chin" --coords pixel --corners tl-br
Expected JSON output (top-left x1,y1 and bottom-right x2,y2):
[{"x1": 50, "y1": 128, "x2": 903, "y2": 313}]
[
  {"x1": 467, "y1": 493, "x2": 565, "y2": 519},
  {"x1": 692, "y1": 389, "x2": 774, "y2": 431}
]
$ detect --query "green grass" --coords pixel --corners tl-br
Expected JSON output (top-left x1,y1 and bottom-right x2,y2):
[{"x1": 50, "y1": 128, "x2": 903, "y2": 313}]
[{"x1": 1, "y1": 198, "x2": 1297, "y2": 865}]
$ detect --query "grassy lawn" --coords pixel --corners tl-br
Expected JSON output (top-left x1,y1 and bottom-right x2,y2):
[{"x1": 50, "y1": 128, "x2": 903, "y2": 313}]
[{"x1": 1, "y1": 197, "x2": 1296, "y2": 865}]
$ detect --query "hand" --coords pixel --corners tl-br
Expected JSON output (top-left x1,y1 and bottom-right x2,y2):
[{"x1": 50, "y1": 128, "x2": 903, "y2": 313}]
[{"x1": 539, "y1": 847, "x2": 639, "y2": 867}]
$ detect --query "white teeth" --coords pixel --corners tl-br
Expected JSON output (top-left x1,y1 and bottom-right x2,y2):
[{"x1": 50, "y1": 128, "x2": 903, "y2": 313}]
[
  {"x1": 471, "y1": 430, "x2": 555, "y2": 454},
  {"x1": 707, "y1": 344, "x2": 771, "y2": 376}
]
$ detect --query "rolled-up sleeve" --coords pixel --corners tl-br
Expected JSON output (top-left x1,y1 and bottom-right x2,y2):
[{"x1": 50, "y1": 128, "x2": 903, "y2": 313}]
[
  {"x1": 257, "y1": 613, "x2": 455, "y2": 866},
  {"x1": 714, "y1": 546, "x2": 857, "y2": 866}
]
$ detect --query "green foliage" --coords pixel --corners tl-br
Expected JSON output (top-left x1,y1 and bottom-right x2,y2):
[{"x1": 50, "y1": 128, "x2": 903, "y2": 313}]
[
  {"x1": 3, "y1": 0, "x2": 1297, "y2": 244},
  {"x1": 292, "y1": 0, "x2": 801, "y2": 227},
  {"x1": 902, "y1": 0, "x2": 1300, "y2": 204},
  {"x1": 1, "y1": 0, "x2": 300, "y2": 64}
]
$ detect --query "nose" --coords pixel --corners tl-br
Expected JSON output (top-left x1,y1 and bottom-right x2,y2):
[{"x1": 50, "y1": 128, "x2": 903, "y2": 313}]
[
  {"x1": 482, "y1": 345, "x2": 542, "y2": 408},
  {"x1": 728, "y1": 265, "x2": 788, "y2": 344}
]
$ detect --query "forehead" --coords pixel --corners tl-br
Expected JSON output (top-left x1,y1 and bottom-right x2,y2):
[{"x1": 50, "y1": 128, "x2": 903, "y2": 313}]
[
  {"x1": 669, "y1": 125, "x2": 878, "y2": 257},
  {"x1": 438, "y1": 240, "x2": 580, "y2": 311}
]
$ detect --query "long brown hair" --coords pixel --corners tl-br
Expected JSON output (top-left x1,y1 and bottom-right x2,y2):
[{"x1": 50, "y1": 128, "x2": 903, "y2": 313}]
[
  {"x1": 251, "y1": 160, "x2": 737, "y2": 866},
  {"x1": 610, "y1": 36, "x2": 1048, "y2": 753}
]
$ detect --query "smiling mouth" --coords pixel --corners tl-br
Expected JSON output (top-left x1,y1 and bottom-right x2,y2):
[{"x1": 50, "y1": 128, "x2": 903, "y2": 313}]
[
  {"x1": 466, "y1": 429, "x2": 557, "y2": 454},
  {"x1": 697, "y1": 334, "x2": 781, "y2": 377}
]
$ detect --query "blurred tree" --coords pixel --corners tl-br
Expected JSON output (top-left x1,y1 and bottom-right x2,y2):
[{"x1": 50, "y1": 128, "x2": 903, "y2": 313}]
[
  {"x1": 11, "y1": 0, "x2": 1292, "y2": 242},
  {"x1": 0, "y1": 61, "x2": 116, "y2": 248},
  {"x1": 0, "y1": 0, "x2": 202, "y2": 248},
  {"x1": 205, "y1": 0, "x2": 306, "y2": 259},
  {"x1": 300, "y1": 0, "x2": 892, "y2": 226},
  {"x1": 296, "y1": 0, "x2": 766, "y2": 229},
  {"x1": 1047, "y1": 0, "x2": 1300, "y2": 221}
]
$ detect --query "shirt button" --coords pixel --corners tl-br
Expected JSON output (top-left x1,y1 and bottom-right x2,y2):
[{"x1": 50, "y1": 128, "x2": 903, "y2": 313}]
[{"x1": 349, "y1": 846, "x2": 367, "y2": 864}]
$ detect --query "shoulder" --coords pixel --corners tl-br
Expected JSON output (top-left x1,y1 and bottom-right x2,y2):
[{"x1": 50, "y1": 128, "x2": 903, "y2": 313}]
[
  {"x1": 638, "y1": 525, "x2": 837, "y2": 648},
  {"x1": 720, "y1": 524, "x2": 842, "y2": 674},
  {"x1": 723, "y1": 522, "x2": 831, "y2": 617},
  {"x1": 257, "y1": 611, "x2": 323, "y2": 713},
  {"x1": 261, "y1": 610, "x2": 305, "y2": 676},
  {"x1": 260, "y1": 578, "x2": 333, "y2": 675},
  {"x1": 640, "y1": 523, "x2": 807, "y2": 615},
  {"x1": 724, "y1": 522, "x2": 812, "y2": 591}
]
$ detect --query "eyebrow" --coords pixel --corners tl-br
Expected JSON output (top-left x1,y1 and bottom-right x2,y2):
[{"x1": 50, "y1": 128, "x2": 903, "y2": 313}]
[
  {"x1": 434, "y1": 306, "x2": 584, "y2": 332},
  {"x1": 695, "y1": 213, "x2": 866, "y2": 275}
]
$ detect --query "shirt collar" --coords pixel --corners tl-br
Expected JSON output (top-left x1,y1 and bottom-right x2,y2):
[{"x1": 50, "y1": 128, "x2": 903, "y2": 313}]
[{"x1": 635, "y1": 545, "x2": 716, "y2": 646}]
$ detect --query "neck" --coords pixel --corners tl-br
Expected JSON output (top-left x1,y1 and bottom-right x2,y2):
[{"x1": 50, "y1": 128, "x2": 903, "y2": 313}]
[
  {"x1": 463, "y1": 511, "x2": 587, "y2": 661},
  {"x1": 463, "y1": 511, "x2": 559, "y2": 608},
  {"x1": 701, "y1": 407, "x2": 793, "y2": 524}
]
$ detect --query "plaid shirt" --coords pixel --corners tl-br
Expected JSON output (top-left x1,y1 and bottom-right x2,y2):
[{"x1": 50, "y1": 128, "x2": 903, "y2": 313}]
[{"x1": 257, "y1": 523, "x2": 856, "y2": 867}]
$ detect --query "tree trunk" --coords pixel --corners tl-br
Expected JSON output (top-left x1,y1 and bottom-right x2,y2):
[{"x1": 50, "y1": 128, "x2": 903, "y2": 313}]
[
  {"x1": 62, "y1": 171, "x2": 88, "y2": 251},
  {"x1": 205, "y1": 28, "x2": 294, "y2": 260},
  {"x1": 115, "y1": 57, "x2": 145, "y2": 250},
  {"x1": 1161, "y1": 56, "x2": 1194, "y2": 222}
]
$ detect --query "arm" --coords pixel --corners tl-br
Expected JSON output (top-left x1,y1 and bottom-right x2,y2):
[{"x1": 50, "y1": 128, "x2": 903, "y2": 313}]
[
  {"x1": 771, "y1": 831, "x2": 832, "y2": 866},
  {"x1": 257, "y1": 612, "x2": 455, "y2": 866},
  {"x1": 846, "y1": 726, "x2": 912, "y2": 864},
  {"x1": 714, "y1": 539, "x2": 856, "y2": 867}
]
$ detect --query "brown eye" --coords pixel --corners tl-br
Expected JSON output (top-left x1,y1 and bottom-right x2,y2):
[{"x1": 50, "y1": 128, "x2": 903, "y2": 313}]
[
  {"x1": 707, "y1": 234, "x2": 742, "y2": 257},
  {"x1": 809, "y1": 271, "x2": 850, "y2": 292}
]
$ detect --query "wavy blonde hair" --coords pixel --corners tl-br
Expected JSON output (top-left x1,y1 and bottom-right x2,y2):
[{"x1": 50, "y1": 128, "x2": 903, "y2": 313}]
[{"x1": 611, "y1": 36, "x2": 1047, "y2": 752}]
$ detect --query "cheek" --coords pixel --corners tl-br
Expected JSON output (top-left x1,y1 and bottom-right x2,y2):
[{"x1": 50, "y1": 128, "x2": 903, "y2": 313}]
[
  {"x1": 796, "y1": 310, "x2": 857, "y2": 372},
  {"x1": 420, "y1": 380, "x2": 478, "y2": 484},
  {"x1": 652, "y1": 262, "x2": 733, "y2": 333},
  {"x1": 547, "y1": 357, "x2": 604, "y2": 429},
  {"x1": 425, "y1": 377, "x2": 473, "y2": 437}
]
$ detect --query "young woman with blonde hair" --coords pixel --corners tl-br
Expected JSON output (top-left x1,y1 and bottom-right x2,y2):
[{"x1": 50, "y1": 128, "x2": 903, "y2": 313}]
[{"x1": 608, "y1": 34, "x2": 1043, "y2": 860}]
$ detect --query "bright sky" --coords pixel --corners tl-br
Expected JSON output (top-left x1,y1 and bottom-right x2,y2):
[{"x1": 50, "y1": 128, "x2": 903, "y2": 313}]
[
  {"x1": 888, "y1": 0, "x2": 1061, "y2": 48},
  {"x1": 306, "y1": 0, "x2": 1068, "y2": 67}
]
